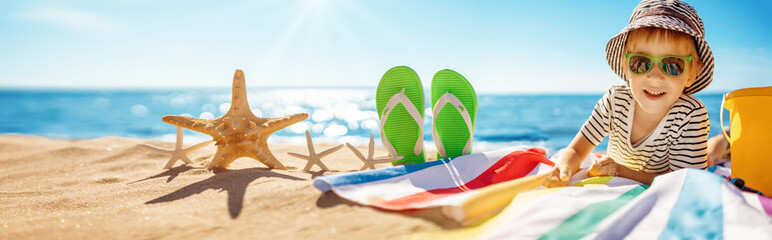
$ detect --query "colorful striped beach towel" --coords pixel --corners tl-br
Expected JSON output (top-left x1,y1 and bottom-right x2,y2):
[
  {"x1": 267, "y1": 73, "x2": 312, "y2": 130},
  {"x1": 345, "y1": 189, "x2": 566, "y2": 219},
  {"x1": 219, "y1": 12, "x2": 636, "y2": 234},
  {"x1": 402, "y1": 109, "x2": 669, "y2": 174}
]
[
  {"x1": 314, "y1": 147, "x2": 553, "y2": 216},
  {"x1": 410, "y1": 169, "x2": 772, "y2": 239},
  {"x1": 313, "y1": 148, "x2": 772, "y2": 239}
]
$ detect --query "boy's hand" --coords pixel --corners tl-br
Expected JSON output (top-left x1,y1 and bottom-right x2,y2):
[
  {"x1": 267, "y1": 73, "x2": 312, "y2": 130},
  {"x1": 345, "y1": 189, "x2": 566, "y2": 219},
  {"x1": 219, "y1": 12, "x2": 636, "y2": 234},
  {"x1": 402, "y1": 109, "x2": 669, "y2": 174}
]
[
  {"x1": 587, "y1": 156, "x2": 621, "y2": 177},
  {"x1": 544, "y1": 163, "x2": 572, "y2": 188}
]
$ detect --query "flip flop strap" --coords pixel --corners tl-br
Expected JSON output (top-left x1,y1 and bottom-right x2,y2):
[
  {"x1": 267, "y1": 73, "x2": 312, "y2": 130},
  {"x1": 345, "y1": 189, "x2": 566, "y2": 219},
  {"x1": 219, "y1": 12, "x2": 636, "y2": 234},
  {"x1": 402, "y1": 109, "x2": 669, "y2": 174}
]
[
  {"x1": 432, "y1": 91, "x2": 474, "y2": 158},
  {"x1": 379, "y1": 88, "x2": 424, "y2": 157}
]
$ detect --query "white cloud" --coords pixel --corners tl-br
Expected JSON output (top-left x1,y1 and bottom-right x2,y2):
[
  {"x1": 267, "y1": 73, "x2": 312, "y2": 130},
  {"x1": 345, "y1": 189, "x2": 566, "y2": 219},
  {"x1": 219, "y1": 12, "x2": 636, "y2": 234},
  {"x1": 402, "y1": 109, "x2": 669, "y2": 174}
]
[{"x1": 14, "y1": 9, "x2": 121, "y2": 33}]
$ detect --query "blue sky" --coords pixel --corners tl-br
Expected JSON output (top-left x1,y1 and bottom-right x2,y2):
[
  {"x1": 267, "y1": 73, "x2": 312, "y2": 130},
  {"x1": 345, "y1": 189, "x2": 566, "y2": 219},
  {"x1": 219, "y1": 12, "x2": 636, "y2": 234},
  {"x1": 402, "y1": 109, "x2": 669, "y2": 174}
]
[{"x1": 0, "y1": 0, "x2": 769, "y2": 93}]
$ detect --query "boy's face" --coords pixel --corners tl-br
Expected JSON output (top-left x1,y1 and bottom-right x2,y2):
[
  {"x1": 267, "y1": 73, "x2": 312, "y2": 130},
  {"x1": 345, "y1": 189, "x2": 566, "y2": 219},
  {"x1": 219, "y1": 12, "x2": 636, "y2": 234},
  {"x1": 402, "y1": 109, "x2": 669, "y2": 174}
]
[{"x1": 625, "y1": 37, "x2": 694, "y2": 116}]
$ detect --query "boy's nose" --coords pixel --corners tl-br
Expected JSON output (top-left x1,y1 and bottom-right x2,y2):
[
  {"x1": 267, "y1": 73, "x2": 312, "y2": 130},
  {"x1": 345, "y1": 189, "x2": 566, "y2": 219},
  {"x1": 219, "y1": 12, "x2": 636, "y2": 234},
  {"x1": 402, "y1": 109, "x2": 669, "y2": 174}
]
[{"x1": 648, "y1": 65, "x2": 667, "y2": 81}]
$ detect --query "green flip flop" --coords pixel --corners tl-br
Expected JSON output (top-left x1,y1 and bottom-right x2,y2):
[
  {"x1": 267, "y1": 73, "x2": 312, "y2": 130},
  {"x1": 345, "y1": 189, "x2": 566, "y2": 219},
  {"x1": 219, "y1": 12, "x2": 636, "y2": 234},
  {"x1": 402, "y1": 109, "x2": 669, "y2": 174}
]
[
  {"x1": 376, "y1": 66, "x2": 426, "y2": 165},
  {"x1": 431, "y1": 69, "x2": 477, "y2": 160}
]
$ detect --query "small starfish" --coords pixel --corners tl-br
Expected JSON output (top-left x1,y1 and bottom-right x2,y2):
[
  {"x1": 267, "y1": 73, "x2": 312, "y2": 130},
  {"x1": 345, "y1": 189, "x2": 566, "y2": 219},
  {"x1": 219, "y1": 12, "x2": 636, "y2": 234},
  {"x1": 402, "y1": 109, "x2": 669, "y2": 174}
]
[
  {"x1": 287, "y1": 131, "x2": 344, "y2": 171},
  {"x1": 162, "y1": 69, "x2": 308, "y2": 169},
  {"x1": 346, "y1": 134, "x2": 404, "y2": 170},
  {"x1": 138, "y1": 126, "x2": 214, "y2": 169}
]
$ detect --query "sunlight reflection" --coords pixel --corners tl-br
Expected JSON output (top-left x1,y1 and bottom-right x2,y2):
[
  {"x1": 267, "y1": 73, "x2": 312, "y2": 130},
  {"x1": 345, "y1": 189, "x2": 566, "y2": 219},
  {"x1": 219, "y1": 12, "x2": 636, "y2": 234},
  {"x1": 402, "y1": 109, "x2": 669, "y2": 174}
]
[
  {"x1": 145, "y1": 88, "x2": 383, "y2": 147},
  {"x1": 312, "y1": 109, "x2": 333, "y2": 122},
  {"x1": 94, "y1": 98, "x2": 110, "y2": 108},
  {"x1": 169, "y1": 97, "x2": 186, "y2": 109},
  {"x1": 323, "y1": 123, "x2": 348, "y2": 137},
  {"x1": 201, "y1": 103, "x2": 217, "y2": 113},
  {"x1": 218, "y1": 103, "x2": 230, "y2": 114},
  {"x1": 289, "y1": 121, "x2": 311, "y2": 134},
  {"x1": 199, "y1": 112, "x2": 215, "y2": 119},
  {"x1": 131, "y1": 104, "x2": 148, "y2": 117},
  {"x1": 312, "y1": 123, "x2": 325, "y2": 133},
  {"x1": 347, "y1": 121, "x2": 359, "y2": 131}
]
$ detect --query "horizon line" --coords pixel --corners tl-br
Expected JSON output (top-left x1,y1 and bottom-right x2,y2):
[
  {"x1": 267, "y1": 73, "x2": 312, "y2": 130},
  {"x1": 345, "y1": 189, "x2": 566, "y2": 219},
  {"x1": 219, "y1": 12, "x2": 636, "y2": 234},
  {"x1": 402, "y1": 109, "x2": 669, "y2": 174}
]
[{"x1": 0, "y1": 85, "x2": 736, "y2": 95}]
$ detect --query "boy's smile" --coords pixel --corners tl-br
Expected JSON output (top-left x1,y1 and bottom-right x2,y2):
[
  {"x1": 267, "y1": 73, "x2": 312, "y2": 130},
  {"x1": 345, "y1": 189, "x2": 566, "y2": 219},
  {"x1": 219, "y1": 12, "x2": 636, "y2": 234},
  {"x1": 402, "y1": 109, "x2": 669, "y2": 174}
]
[{"x1": 643, "y1": 89, "x2": 666, "y2": 100}]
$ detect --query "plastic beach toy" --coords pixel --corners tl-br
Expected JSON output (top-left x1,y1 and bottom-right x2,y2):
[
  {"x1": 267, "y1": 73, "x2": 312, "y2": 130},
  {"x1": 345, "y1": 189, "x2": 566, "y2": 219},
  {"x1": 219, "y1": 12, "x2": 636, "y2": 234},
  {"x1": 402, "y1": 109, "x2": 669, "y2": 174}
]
[{"x1": 721, "y1": 86, "x2": 772, "y2": 195}]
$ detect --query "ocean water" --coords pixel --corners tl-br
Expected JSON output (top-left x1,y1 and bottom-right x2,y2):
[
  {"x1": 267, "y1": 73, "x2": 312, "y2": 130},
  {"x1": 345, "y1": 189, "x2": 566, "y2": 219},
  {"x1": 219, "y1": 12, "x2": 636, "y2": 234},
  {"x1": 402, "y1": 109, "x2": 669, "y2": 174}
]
[{"x1": 0, "y1": 88, "x2": 726, "y2": 153}]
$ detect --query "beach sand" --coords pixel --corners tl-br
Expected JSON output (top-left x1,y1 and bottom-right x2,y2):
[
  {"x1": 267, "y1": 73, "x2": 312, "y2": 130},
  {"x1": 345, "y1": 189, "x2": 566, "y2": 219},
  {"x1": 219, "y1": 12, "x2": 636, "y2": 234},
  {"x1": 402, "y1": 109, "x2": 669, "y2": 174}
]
[{"x1": 0, "y1": 135, "x2": 454, "y2": 239}]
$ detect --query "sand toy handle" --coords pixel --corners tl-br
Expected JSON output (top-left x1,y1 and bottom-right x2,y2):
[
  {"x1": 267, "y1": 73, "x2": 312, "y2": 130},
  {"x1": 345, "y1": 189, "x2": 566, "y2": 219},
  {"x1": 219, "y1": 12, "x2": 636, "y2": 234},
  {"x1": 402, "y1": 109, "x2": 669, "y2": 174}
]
[{"x1": 720, "y1": 94, "x2": 733, "y2": 144}]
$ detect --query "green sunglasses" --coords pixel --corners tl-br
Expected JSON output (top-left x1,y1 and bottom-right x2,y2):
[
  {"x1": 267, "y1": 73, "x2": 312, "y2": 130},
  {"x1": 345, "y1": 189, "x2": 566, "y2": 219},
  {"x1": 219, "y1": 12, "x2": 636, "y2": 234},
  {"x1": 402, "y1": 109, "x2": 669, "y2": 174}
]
[{"x1": 625, "y1": 53, "x2": 692, "y2": 77}]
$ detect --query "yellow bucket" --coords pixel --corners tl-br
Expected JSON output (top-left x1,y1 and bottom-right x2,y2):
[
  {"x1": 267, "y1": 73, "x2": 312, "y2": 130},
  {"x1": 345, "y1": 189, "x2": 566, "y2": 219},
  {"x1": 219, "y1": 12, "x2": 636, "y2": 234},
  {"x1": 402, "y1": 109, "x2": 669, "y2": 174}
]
[{"x1": 721, "y1": 86, "x2": 772, "y2": 194}]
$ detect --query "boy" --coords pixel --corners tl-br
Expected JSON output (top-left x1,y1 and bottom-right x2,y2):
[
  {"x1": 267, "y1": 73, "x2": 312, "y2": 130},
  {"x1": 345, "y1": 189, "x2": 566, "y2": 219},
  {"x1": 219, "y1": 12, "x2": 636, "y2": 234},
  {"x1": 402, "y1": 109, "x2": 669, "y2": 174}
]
[
  {"x1": 545, "y1": 0, "x2": 714, "y2": 186},
  {"x1": 707, "y1": 128, "x2": 731, "y2": 166}
]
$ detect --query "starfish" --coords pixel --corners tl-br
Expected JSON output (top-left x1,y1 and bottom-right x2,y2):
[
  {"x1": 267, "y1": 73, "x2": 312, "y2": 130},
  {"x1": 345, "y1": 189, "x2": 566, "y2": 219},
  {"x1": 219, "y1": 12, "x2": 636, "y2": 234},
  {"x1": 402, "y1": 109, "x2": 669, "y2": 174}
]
[
  {"x1": 287, "y1": 131, "x2": 344, "y2": 171},
  {"x1": 138, "y1": 126, "x2": 214, "y2": 169},
  {"x1": 162, "y1": 69, "x2": 308, "y2": 169},
  {"x1": 346, "y1": 134, "x2": 404, "y2": 170}
]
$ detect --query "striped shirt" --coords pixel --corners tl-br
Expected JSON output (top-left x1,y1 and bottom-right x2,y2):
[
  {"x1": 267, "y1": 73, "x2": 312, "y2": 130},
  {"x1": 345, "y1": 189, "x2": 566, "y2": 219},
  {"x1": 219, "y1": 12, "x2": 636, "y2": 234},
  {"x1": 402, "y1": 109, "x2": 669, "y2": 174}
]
[{"x1": 581, "y1": 84, "x2": 709, "y2": 173}]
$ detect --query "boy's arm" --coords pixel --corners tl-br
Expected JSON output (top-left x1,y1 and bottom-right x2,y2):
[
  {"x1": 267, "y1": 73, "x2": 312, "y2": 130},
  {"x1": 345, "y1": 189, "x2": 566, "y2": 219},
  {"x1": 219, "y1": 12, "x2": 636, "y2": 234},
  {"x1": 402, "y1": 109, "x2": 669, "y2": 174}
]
[
  {"x1": 589, "y1": 156, "x2": 666, "y2": 185},
  {"x1": 589, "y1": 157, "x2": 665, "y2": 185},
  {"x1": 544, "y1": 132, "x2": 595, "y2": 187},
  {"x1": 617, "y1": 166, "x2": 666, "y2": 185},
  {"x1": 706, "y1": 133, "x2": 729, "y2": 166},
  {"x1": 546, "y1": 88, "x2": 614, "y2": 187},
  {"x1": 560, "y1": 133, "x2": 596, "y2": 179}
]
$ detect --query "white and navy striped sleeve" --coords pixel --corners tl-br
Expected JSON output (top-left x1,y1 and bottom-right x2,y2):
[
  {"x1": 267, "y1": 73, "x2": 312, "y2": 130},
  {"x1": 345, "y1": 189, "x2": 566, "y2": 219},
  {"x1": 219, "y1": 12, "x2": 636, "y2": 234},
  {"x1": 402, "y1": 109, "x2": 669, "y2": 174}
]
[
  {"x1": 580, "y1": 87, "x2": 613, "y2": 146},
  {"x1": 669, "y1": 98, "x2": 709, "y2": 171}
]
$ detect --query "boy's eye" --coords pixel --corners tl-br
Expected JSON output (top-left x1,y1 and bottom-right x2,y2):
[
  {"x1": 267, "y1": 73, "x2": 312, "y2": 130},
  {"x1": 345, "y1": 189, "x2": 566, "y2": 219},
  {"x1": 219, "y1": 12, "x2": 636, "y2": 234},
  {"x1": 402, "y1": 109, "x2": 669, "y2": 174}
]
[
  {"x1": 628, "y1": 56, "x2": 652, "y2": 74},
  {"x1": 661, "y1": 57, "x2": 686, "y2": 76}
]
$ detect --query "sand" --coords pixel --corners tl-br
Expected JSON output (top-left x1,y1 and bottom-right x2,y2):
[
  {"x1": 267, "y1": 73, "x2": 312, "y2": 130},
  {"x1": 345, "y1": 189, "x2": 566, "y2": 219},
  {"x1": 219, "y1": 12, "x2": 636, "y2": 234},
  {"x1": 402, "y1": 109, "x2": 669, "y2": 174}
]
[{"x1": 0, "y1": 135, "x2": 454, "y2": 240}]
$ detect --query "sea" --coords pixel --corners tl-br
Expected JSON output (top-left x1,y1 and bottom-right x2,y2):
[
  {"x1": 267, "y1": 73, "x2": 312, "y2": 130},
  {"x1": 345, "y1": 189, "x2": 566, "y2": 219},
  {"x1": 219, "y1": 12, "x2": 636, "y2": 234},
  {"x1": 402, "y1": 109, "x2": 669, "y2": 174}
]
[{"x1": 0, "y1": 88, "x2": 727, "y2": 153}]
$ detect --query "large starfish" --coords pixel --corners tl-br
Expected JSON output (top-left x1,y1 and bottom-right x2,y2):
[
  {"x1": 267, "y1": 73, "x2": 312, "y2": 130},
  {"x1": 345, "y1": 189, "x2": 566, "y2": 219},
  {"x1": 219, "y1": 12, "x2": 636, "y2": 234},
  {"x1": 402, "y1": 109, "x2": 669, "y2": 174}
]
[
  {"x1": 162, "y1": 69, "x2": 308, "y2": 169},
  {"x1": 138, "y1": 126, "x2": 213, "y2": 169},
  {"x1": 287, "y1": 131, "x2": 344, "y2": 171},
  {"x1": 346, "y1": 134, "x2": 403, "y2": 170}
]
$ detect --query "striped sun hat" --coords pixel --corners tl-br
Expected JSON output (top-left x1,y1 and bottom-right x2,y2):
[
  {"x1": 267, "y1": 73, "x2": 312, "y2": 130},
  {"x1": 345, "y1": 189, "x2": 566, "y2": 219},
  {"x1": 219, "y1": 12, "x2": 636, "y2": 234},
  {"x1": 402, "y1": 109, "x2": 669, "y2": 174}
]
[{"x1": 606, "y1": 0, "x2": 714, "y2": 95}]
